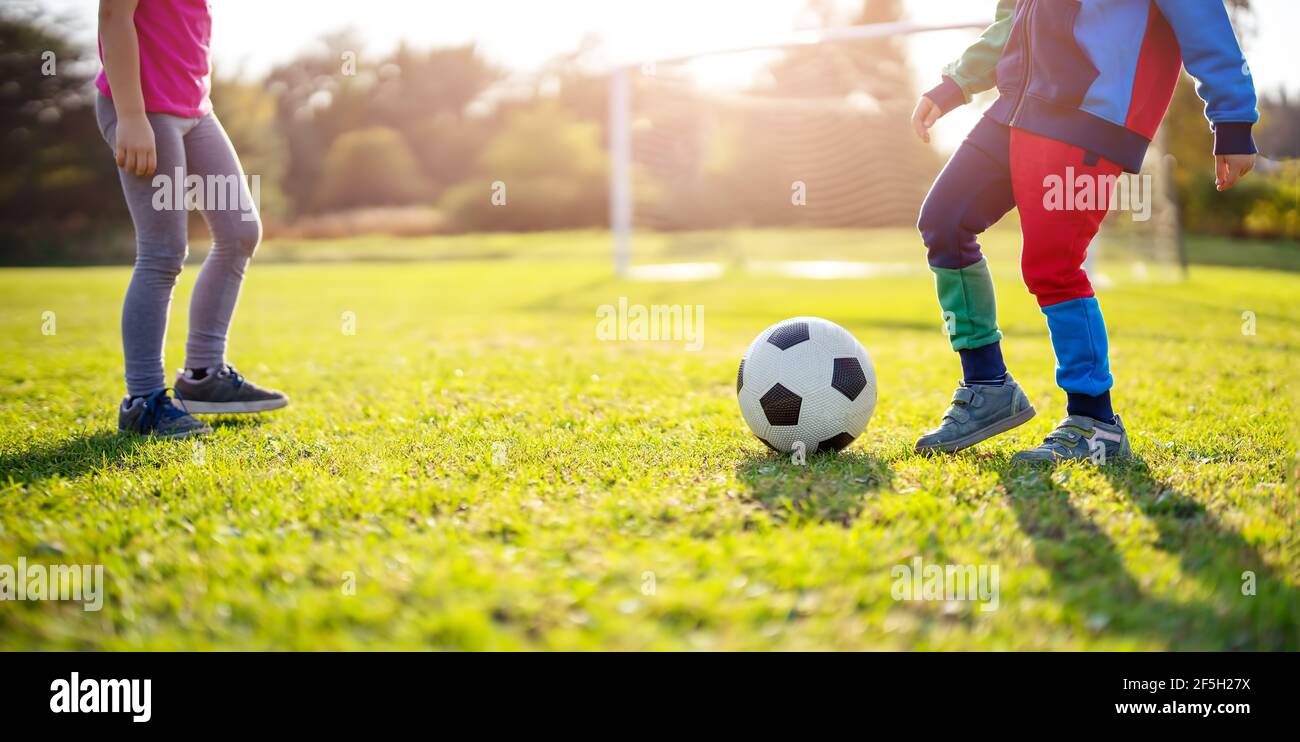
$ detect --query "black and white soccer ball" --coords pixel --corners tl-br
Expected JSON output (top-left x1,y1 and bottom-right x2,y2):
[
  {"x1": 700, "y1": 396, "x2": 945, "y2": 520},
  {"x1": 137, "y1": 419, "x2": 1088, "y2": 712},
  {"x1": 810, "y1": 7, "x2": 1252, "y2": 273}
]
[{"x1": 736, "y1": 317, "x2": 877, "y2": 454}]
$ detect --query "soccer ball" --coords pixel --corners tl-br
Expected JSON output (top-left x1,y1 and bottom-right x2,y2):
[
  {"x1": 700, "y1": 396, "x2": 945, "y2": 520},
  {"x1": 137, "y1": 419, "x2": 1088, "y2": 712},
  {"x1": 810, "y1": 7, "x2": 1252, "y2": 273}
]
[{"x1": 736, "y1": 316, "x2": 877, "y2": 454}]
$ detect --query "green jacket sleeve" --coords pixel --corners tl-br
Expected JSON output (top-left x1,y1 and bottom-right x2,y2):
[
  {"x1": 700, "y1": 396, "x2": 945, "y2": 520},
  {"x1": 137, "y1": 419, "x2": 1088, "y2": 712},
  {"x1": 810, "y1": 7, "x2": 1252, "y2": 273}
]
[{"x1": 940, "y1": 0, "x2": 1018, "y2": 103}]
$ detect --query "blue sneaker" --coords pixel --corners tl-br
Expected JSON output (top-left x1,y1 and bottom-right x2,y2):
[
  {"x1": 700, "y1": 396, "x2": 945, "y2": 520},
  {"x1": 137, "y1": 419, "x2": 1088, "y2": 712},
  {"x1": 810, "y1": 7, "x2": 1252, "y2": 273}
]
[{"x1": 117, "y1": 389, "x2": 212, "y2": 439}]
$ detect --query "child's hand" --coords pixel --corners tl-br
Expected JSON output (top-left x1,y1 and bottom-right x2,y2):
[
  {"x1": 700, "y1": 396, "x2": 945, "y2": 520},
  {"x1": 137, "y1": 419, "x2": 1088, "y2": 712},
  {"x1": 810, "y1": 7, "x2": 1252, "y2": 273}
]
[
  {"x1": 1215, "y1": 153, "x2": 1255, "y2": 191},
  {"x1": 115, "y1": 114, "x2": 156, "y2": 177},
  {"x1": 911, "y1": 96, "x2": 943, "y2": 143}
]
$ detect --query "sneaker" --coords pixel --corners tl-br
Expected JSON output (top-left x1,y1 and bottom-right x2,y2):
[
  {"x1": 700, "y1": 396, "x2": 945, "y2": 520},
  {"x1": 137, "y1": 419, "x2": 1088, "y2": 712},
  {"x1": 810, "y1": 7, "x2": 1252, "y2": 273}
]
[
  {"x1": 915, "y1": 374, "x2": 1036, "y2": 454},
  {"x1": 173, "y1": 364, "x2": 289, "y2": 414},
  {"x1": 1012, "y1": 413, "x2": 1130, "y2": 464},
  {"x1": 117, "y1": 389, "x2": 212, "y2": 439}
]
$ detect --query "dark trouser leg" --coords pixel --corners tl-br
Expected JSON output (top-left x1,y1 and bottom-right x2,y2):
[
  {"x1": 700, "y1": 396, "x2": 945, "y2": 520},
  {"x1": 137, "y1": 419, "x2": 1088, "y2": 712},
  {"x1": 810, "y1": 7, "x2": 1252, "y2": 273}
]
[{"x1": 917, "y1": 117, "x2": 1018, "y2": 384}]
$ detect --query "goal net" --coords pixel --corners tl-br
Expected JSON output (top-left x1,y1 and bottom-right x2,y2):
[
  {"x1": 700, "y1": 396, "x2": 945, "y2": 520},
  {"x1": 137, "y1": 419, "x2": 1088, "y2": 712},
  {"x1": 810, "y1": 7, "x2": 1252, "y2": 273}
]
[{"x1": 608, "y1": 21, "x2": 1185, "y2": 282}]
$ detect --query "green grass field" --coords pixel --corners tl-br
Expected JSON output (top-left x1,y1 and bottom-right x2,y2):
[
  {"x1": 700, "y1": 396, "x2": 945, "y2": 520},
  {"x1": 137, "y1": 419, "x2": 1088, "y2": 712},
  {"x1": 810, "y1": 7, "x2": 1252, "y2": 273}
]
[{"x1": 1, "y1": 228, "x2": 1297, "y2": 650}]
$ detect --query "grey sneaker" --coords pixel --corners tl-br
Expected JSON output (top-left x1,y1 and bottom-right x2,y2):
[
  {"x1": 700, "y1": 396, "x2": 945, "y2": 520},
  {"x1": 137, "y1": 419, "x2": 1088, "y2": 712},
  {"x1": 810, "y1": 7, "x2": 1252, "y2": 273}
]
[
  {"x1": 1012, "y1": 413, "x2": 1130, "y2": 464},
  {"x1": 118, "y1": 389, "x2": 212, "y2": 439},
  {"x1": 915, "y1": 375, "x2": 1036, "y2": 454},
  {"x1": 174, "y1": 364, "x2": 288, "y2": 414}
]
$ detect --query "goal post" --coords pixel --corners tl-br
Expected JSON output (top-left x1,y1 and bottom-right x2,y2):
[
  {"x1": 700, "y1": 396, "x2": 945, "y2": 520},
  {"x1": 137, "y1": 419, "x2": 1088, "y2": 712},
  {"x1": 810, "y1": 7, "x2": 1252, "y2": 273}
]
[
  {"x1": 610, "y1": 65, "x2": 633, "y2": 276},
  {"x1": 608, "y1": 19, "x2": 1185, "y2": 282}
]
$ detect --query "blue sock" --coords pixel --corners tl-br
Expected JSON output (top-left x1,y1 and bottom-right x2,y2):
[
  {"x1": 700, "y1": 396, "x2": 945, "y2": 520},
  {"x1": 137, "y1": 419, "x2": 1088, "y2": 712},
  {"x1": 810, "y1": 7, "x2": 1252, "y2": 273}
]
[
  {"x1": 1066, "y1": 390, "x2": 1114, "y2": 423},
  {"x1": 959, "y1": 341, "x2": 1008, "y2": 386}
]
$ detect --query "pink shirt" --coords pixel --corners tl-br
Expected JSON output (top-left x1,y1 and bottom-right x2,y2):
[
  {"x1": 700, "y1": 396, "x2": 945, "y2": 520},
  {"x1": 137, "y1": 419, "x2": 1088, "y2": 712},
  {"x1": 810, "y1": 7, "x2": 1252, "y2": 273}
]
[{"x1": 96, "y1": 0, "x2": 213, "y2": 118}]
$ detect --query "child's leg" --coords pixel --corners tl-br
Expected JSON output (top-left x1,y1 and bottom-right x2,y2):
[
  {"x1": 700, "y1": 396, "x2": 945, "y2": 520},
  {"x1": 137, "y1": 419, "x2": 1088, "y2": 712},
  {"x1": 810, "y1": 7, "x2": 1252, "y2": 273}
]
[
  {"x1": 918, "y1": 117, "x2": 1017, "y2": 384},
  {"x1": 95, "y1": 96, "x2": 192, "y2": 398},
  {"x1": 914, "y1": 119, "x2": 1038, "y2": 454},
  {"x1": 182, "y1": 112, "x2": 262, "y2": 373},
  {"x1": 1009, "y1": 128, "x2": 1122, "y2": 421},
  {"x1": 170, "y1": 116, "x2": 286, "y2": 414}
]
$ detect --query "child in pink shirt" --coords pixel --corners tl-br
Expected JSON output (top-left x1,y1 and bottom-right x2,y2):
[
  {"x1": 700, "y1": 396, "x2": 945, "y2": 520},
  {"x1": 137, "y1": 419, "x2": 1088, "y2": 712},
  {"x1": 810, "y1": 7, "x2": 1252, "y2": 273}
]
[{"x1": 97, "y1": 0, "x2": 287, "y2": 438}]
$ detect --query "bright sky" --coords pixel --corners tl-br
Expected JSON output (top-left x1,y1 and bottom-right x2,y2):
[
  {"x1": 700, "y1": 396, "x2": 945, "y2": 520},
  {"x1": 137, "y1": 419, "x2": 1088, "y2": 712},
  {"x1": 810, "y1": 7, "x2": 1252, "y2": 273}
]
[{"x1": 42, "y1": 0, "x2": 1300, "y2": 150}]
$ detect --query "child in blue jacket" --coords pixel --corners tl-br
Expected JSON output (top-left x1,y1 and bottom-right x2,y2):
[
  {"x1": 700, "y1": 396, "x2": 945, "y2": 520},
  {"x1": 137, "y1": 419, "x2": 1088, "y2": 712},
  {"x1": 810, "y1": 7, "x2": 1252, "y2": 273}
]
[{"x1": 910, "y1": 0, "x2": 1257, "y2": 462}]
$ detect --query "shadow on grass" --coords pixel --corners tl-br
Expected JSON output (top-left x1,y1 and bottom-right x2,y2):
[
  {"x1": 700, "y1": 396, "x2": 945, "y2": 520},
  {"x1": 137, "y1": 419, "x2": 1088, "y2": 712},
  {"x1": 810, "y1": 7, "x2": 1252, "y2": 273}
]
[
  {"x1": 990, "y1": 457, "x2": 1297, "y2": 650},
  {"x1": 207, "y1": 415, "x2": 267, "y2": 430},
  {"x1": 0, "y1": 430, "x2": 149, "y2": 487},
  {"x1": 735, "y1": 448, "x2": 892, "y2": 525},
  {"x1": 1, "y1": 415, "x2": 267, "y2": 486},
  {"x1": 1101, "y1": 456, "x2": 1299, "y2": 650}
]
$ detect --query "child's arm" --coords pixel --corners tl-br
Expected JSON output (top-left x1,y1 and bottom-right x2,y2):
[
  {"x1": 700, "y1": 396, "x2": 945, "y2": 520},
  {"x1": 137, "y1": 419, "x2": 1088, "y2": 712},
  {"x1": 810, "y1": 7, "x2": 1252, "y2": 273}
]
[
  {"x1": 1153, "y1": 0, "x2": 1258, "y2": 190},
  {"x1": 911, "y1": 0, "x2": 1017, "y2": 143},
  {"x1": 99, "y1": 0, "x2": 155, "y2": 176}
]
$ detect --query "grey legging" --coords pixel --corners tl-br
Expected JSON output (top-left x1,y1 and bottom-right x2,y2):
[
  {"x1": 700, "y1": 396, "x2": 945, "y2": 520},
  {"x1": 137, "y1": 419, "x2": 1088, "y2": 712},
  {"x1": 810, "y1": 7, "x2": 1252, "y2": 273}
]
[{"x1": 95, "y1": 94, "x2": 262, "y2": 397}]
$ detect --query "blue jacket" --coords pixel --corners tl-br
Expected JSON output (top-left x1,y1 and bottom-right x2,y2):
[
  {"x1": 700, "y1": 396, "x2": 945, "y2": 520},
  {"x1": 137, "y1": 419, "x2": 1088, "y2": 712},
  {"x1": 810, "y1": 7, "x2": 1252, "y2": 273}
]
[{"x1": 928, "y1": 0, "x2": 1258, "y2": 172}]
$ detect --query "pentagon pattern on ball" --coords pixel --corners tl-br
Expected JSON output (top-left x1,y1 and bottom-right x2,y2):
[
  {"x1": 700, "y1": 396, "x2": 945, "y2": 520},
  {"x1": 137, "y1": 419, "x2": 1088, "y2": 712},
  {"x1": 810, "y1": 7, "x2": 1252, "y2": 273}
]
[
  {"x1": 759, "y1": 383, "x2": 801, "y2": 426},
  {"x1": 766, "y1": 321, "x2": 810, "y2": 350},
  {"x1": 736, "y1": 316, "x2": 876, "y2": 458},
  {"x1": 831, "y1": 357, "x2": 867, "y2": 401},
  {"x1": 818, "y1": 432, "x2": 856, "y2": 452}
]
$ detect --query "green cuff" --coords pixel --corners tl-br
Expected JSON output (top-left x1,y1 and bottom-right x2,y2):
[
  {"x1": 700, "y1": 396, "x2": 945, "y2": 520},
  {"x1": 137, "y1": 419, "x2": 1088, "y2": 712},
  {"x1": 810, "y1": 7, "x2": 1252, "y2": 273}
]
[{"x1": 931, "y1": 258, "x2": 1002, "y2": 352}]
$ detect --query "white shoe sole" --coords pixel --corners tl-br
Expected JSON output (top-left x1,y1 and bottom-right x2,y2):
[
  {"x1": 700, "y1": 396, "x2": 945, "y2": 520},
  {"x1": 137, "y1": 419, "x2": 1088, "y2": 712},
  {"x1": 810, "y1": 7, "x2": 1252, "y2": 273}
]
[{"x1": 183, "y1": 397, "x2": 289, "y2": 415}]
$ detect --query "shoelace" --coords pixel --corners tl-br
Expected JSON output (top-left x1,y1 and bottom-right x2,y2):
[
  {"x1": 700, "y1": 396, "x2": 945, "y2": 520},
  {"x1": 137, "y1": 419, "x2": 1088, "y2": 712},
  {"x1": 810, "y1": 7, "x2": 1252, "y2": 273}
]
[
  {"x1": 137, "y1": 388, "x2": 191, "y2": 430},
  {"x1": 219, "y1": 364, "x2": 246, "y2": 389}
]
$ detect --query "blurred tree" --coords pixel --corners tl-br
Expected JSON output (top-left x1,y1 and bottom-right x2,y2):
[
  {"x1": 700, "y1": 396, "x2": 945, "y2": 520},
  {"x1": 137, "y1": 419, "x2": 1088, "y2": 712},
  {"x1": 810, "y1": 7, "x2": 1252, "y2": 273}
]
[
  {"x1": 405, "y1": 113, "x2": 490, "y2": 198},
  {"x1": 373, "y1": 43, "x2": 501, "y2": 197},
  {"x1": 763, "y1": 0, "x2": 912, "y2": 100},
  {"x1": 439, "y1": 103, "x2": 607, "y2": 230},
  {"x1": 266, "y1": 35, "x2": 499, "y2": 216},
  {"x1": 372, "y1": 44, "x2": 499, "y2": 128},
  {"x1": 1257, "y1": 90, "x2": 1300, "y2": 160},
  {"x1": 4, "y1": 0, "x2": 1289, "y2": 258},
  {"x1": 265, "y1": 29, "x2": 371, "y2": 216},
  {"x1": 543, "y1": 37, "x2": 610, "y2": 129},
  {"x1": 479, "y1": 103, "x2": 606, "y2": 181},
  {"x1": 210, "y1": 73, "x2": 289, "y2": 223},
  {"x1": 1162, "y1": 0, "x2": 1297, "y2": 238},
  {"x1": 313, "y1": 126, "x2": 428, "y2": 211},
  {"x1": 0, "y1": 6, "x2": 128, "y2": 263}
]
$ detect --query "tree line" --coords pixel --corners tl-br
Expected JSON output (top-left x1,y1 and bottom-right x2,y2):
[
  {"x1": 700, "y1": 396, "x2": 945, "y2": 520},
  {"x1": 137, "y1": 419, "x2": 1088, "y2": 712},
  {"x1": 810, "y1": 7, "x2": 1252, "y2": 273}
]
[{"x1": 0, "y1": 3, "x2": 1295, "y2": 265}]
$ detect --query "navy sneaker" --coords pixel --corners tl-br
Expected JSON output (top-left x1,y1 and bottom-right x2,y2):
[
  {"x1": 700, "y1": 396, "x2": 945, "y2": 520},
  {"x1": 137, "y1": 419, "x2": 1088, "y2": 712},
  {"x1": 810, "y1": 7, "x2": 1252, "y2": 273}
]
[
  {"x1": 174, "y1": 364, "x2": 288, "y2": 414},
  {"x1": 117, "y1": 389, "x2": 212, "y2": 439}
]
